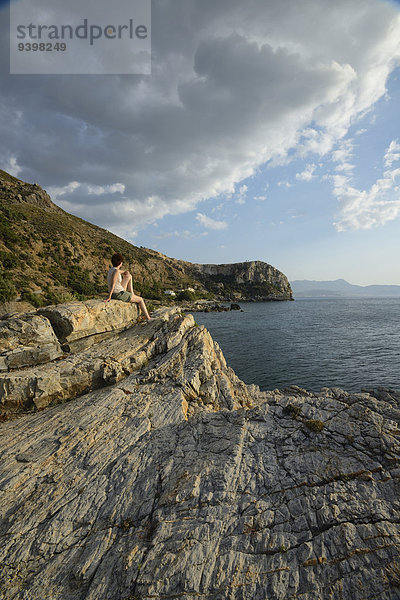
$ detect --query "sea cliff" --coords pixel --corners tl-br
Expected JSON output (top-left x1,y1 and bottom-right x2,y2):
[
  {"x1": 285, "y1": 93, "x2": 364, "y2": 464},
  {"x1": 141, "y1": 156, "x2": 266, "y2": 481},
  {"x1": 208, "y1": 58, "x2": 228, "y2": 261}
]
[
  {"x1": 184, "y1": 260, "x2": 293, "y2": 301},
  {"x1": 0, "y1": 301, "x2": 399, "y2": 599}
]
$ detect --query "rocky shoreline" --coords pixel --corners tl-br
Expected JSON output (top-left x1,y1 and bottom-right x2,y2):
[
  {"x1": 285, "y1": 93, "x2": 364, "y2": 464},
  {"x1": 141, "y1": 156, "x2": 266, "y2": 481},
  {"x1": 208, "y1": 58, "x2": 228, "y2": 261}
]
[
  {"x1": 182, "y1": 301, "x2": 243, "y2": 313},
  {"x1": 0, "y1": 300, "x2": 399, "y2": 599}
]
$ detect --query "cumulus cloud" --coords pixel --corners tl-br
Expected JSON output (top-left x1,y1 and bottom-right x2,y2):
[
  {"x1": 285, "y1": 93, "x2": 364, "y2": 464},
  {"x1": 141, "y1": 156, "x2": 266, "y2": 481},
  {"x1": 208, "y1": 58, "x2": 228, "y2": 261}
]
[
  {"x1": 0, "y1": 0, "x2": 400, "y2": 235},
  {"x1": 296, "y1": 163, "x2": 316, "y2": 182},
  {"x1": 333, "y1": 139, "x2": 400, "y2": 231},
  {"x1": 196, "y1": 212, "x2": 228, "y2": 230}
]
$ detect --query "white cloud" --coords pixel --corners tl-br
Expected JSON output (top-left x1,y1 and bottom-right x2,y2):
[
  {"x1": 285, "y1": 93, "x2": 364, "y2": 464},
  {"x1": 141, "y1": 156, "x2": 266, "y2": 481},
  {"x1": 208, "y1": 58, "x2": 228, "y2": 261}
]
[
  {"x1": 86, "y1": 183, "x2": 125, "y2": 195},
  {"x1": 47, "y1": 181, "x2": 81, "y2": 198},
  {"x1": 296, "y1": 163, "x2": 316, "y2": 182},
  {"x1": 235, "y1": 184, "x2": 248, "y2": 204},
  {"x1": 278, "y1": 181, "x2": 292, "y2": 188},
  {"x1": 3, "y1": 155, "x2": 22, "y2": 177},
  {"x1": 48, "y1": 181, "x2": 125, "y2": 198},
  {"x1": 254, "y1": 195, "x2": 267, "y2": 201},
  {"x1": 1, "y1": 0, "x2": 400, "y2": 231},
  {"x1": 333, "y1": 141, "x2": 400, "y2": 231},
  {"x1": 384, "y1": 140, "x2": 400, "y2": 168},
  {"x1": 296, "y1": 128, "x2": 336, "y2": 158},
  {"x1": 155, "y1": 229, "x2": 207, "y2": 240},
  {"x1": 331, "y1": 140, "x2": 354, "y2": 165},
  {"x1": 196, "y1": 212, "x2": 228, "y2": 230},
  {"x1": 331, "y1": 139, "x2": 356, "y2": 173}
]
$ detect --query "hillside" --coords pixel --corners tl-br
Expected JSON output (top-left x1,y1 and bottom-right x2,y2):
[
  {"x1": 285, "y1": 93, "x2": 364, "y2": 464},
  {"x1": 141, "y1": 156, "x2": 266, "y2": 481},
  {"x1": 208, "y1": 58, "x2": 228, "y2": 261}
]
[
  {"x1": 0, "y1": 170, "x2": 292, "y2": 306},
  {"x1": 291, "y1": 278, "x2": 400, "y2": 298}
]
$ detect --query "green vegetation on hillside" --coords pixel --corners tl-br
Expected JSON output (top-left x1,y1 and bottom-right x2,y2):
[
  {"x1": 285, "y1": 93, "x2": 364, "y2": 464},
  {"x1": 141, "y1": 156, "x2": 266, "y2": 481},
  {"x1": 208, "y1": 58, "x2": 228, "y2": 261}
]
[{"x1": 0, "y1": 171, "x2": 205, "y2": 306}]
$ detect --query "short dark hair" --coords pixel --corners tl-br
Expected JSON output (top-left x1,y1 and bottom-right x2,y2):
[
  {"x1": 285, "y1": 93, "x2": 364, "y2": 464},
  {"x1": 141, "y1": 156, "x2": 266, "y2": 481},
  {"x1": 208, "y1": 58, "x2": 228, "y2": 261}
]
[{"x1": 111, "y1": 252, "x2": 123, "y2": 267}]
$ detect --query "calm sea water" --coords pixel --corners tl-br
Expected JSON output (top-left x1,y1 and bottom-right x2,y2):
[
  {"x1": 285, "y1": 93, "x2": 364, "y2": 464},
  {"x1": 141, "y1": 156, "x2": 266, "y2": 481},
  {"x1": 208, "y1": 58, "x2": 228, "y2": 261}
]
[{"x1": 193, "y1": 298, "x2": 400, "y2": 392}]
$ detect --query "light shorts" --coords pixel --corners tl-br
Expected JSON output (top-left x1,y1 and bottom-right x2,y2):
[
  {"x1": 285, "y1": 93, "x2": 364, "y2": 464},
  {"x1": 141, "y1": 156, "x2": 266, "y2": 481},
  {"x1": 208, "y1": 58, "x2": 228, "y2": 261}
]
[{"x1": 111, "y1": 290, "x2": 132, "y2": 303}]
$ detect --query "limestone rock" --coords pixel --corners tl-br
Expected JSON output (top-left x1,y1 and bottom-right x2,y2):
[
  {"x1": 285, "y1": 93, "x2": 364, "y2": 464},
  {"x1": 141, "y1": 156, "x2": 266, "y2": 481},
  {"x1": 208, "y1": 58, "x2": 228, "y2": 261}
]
[
  {"x1": 0, "y1": 313, "x2": 63, "y2": 371},
  {"x1": 0, "y1": 306, "x2": 399, "y2": 600},
  {"x1": 0, "y1": 307, "x2": 186, "y2": 415},
  {"x1": 38, "y1": 299, "x2": 140, "y2": 351},
  {"x1": 188, "y1": 260, "x2": 293, "y2": 300}
]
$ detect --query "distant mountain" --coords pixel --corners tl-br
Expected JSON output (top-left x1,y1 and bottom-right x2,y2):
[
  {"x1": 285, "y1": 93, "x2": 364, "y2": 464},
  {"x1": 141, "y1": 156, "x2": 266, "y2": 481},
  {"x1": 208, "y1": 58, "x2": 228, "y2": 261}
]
[{"x1": 291, "y1": 278, "x2": 400, "y2": 298}]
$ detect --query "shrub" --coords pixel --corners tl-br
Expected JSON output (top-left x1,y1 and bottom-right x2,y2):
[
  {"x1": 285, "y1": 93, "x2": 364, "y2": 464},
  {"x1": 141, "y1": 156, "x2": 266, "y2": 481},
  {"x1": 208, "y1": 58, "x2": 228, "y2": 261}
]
[
  {"x1": 66, "y1": 266, "x2": 98, "y2": 297},
  {"x1": 176, "y1": 290, "x2": 196, "y2": 302},
  {"x1": 305, "y1": 419, "x2": 325, "y2": 433},
  {"x1": 20, "y1": 290, "x2": 45, "y2": 308},
  {"x1": 44, "y1": 290, "x2": 74, "y2": 306},
  {"x1": 283, "y1": 404, "x2": 302, "y2": 418},
  {"x1": 0, "y1": 217, "x2": 19, "y2": 247},
  {"x1": 0, "y1": 276, "x2": 16, "y2": 303},
  {"x1": 0, "y1": 251, "x2": 19, "y2": 269}
]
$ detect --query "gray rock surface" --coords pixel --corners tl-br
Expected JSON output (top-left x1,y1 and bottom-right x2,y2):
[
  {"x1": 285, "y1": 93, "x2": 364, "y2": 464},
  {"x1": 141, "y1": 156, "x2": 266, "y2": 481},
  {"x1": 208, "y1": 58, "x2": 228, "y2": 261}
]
[
  {"x1": 0, "y1": 308, "x2": 399, "y2": 600},
  {"x1": 0, "y1": 306, "x2": 176, "y2": 415},
  {"x1": 38, "y1": 299, "x2": 140, "y2": 352},
  {"x1": 0, "y1": 313, "x2": 63, "y2": 372}
]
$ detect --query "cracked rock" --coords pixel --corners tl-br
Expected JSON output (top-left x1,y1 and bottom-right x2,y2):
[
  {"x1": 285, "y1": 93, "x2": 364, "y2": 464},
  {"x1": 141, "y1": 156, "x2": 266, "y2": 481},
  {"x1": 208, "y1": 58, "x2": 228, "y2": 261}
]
[{"x1": 0, "y1": 304, "x2": 399, "y2": 599}]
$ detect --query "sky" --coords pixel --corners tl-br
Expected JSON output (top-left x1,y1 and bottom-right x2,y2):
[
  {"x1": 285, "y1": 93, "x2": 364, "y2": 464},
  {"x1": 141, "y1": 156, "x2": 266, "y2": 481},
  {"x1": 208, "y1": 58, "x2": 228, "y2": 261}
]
[{"x1": 1, "y1": 0, "x2": 400, "y2": 285}]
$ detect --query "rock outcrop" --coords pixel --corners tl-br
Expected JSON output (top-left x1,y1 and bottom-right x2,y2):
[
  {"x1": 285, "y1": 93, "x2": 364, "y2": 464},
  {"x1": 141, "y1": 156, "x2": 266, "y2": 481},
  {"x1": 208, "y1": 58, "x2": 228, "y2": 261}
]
[
  {"x1": 0, "y1": 300, "x2": 140, "y2": 415},
  {"x1": 0, "y1": 302, "x2": 399, "y2": 600},
  {"x1": 0, "y1": 172, "x2": 61, "y2": 213},
  {"x1": 38, "y1": 299, "x2": 140, "y2": 352},
  {"x1": 0, "y1": 312, "x2": 63, "y2": 372},
  {"x1": 187, "y1": 260, "x2": 293, "y2": 301}
]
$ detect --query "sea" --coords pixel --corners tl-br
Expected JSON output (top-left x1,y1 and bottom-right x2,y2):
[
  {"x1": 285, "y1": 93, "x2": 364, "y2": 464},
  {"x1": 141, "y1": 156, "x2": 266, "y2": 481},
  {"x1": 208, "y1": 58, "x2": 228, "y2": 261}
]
[{"x1": 193, "y1": 297, "x2": 400, "y2": 393}]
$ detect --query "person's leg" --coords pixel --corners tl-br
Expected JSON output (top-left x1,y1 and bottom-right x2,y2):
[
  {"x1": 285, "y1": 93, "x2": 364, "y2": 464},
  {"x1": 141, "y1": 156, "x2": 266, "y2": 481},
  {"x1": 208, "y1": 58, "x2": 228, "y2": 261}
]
[
  {"x1": 130, "y1": 293, "x2": 151, "y2": 321},
  {"x1": 121, "y1": 271, "x2": 133, "y2": 292}
]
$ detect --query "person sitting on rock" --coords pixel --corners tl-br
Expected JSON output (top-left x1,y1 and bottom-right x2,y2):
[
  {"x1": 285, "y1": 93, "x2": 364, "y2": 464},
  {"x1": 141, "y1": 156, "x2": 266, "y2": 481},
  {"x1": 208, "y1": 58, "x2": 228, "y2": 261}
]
[{"x1": 105, "y1": 252, "x2": 152, "y2": 321}]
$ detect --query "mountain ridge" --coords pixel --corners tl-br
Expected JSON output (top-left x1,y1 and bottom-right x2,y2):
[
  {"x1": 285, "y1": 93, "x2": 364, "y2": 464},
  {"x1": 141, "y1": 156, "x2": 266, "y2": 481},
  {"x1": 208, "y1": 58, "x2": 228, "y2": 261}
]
[
  {"x1": 0, "y1": 170, "x2": 292, "y2": 305},
  {"x1": 291, "y1": 278, "x2": 400, "y2": 298}
]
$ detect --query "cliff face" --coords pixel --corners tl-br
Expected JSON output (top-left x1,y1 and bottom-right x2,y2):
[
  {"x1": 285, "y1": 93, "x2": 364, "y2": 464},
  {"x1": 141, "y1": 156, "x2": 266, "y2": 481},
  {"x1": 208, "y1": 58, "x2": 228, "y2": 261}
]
[
  {"x1": 0, "y1": 301, "x2": 399, "y2": 600},
  {"x1": 187, "y1": 260, "x2": 293, "y2": 300}
]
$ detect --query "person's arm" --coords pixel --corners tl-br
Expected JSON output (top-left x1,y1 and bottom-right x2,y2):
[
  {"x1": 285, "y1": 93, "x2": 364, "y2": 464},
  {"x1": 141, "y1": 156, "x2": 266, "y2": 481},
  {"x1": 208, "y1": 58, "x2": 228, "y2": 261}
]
[{"x1": 105, "y1": 270, "x2": 119, "y2": 302}]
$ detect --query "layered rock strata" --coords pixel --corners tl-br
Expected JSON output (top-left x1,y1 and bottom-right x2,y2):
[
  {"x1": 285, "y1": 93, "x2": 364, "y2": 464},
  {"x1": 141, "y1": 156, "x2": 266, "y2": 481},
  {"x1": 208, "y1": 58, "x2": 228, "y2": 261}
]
[
  {"x1": 0, "y1": 313, "x2": 63, "y2": 372},
  {"x1": 38, "y1": 299, "x2": 140, "y2": 352},
  {"x1": 0, "y1": 299, "x2": 140, "y2": 415},
  {"x1": 0, "y1": 305, "x2": 399, "y2": 600}
]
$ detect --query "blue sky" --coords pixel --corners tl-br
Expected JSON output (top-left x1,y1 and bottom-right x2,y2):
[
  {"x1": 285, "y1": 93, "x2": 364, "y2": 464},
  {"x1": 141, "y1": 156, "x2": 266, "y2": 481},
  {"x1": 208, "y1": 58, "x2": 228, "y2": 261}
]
[
  {"x1": 143, "y1": 67, "x2": 400, "y2": 284},
  {"x1": 1, "y1": 0, "x2": 400, "y2": 285}
]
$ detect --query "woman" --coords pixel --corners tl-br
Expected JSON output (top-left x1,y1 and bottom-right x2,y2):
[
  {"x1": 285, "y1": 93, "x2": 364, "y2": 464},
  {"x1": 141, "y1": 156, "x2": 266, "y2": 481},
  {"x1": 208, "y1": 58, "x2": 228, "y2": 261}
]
[{"x1": 105, "y1": 252, "x2": 152, "y2": 321}]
